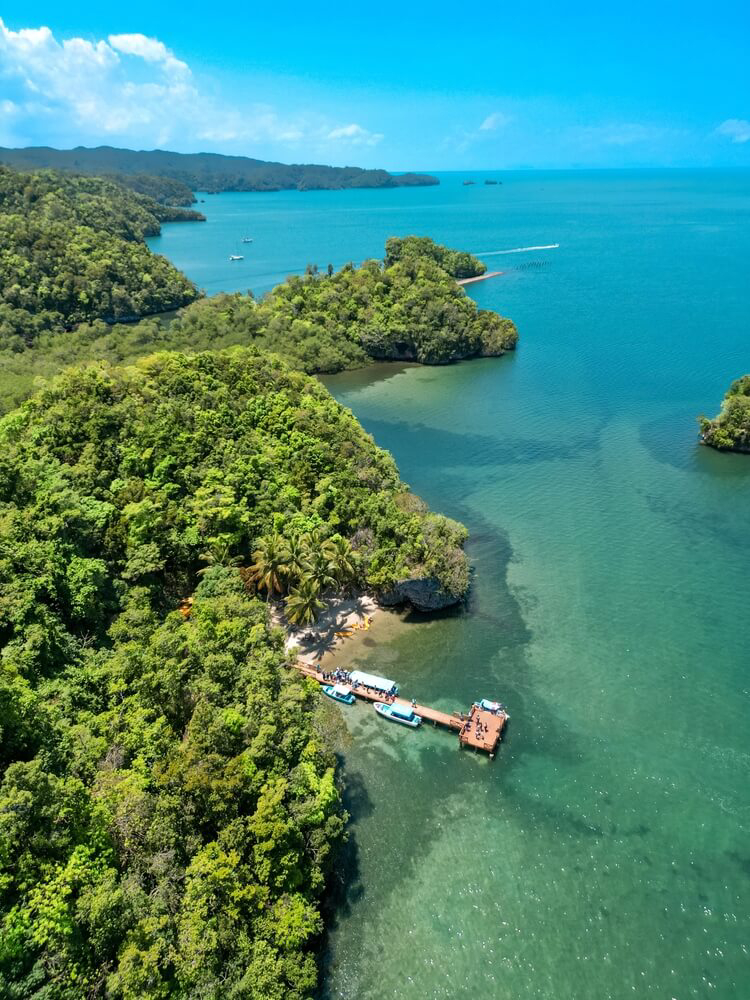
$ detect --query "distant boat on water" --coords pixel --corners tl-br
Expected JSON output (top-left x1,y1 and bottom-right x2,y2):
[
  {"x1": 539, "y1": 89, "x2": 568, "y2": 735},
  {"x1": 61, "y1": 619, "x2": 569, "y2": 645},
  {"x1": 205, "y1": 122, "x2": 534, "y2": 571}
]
[
  {"x1": 229, "y1": 254, "x2": 244, "y2": 261},
  {"x1": 241, "y1": 237, "x2": 253, "y2": 243},
  {"x1": 463, "y1": 180, "x2": 476, "y2": 186}
]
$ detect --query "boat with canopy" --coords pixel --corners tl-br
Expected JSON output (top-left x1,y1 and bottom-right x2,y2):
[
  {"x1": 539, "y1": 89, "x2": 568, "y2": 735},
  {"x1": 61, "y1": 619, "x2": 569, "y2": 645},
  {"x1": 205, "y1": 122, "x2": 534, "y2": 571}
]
[{"x1": 349, "y1": 669, "x2": 398, "y2": 695}]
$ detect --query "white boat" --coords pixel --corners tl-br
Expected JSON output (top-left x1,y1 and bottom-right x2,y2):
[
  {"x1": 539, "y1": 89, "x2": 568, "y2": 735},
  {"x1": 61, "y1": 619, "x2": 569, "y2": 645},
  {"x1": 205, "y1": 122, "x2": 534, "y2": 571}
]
[
  {"x1": 350, "y1": 669, "x2": 398, "y2": 696},
  {"x1": 374, "y1": 701, "x2": 421, "y2": 728},
  {"x1": 479, "y1": 698, "x2": 510, "y2": 718},
  {"x1": 322, "y1": 684, "x2": 355, "y2": 705},
  {"x1": 229, "y1": 254, "x2": 244, "y2": 261},
  {"x1": 241, "y1": 237, "x2": 253, "y2": 243}
]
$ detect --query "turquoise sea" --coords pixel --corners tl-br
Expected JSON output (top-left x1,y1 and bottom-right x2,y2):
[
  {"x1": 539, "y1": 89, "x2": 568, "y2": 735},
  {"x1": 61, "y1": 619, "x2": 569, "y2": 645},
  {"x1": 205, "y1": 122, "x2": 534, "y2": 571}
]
[{"x1": 148, "y1": 171, "x2": 750, "y2": 999}]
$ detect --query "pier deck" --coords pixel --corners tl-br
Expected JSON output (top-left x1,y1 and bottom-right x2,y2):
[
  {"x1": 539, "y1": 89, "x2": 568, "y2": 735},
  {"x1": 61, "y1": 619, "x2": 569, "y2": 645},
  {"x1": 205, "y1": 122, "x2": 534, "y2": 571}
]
[{"x1": 294, "y1": 662, "x2": 507, "y2": 756}]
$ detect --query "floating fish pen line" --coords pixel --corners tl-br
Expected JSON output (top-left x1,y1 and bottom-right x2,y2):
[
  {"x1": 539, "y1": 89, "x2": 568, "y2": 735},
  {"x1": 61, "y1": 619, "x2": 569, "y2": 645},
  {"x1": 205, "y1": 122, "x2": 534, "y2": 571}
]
[{"x1": 291, "y1": 661, "x2": 509, "y2": 758}]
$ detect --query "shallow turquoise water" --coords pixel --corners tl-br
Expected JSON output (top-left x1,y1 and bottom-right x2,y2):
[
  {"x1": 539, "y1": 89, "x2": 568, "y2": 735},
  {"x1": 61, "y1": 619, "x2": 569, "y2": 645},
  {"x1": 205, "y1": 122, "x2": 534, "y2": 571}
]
[{"x1": 151, "y1": 172, "x2": 750, "y2": 998}]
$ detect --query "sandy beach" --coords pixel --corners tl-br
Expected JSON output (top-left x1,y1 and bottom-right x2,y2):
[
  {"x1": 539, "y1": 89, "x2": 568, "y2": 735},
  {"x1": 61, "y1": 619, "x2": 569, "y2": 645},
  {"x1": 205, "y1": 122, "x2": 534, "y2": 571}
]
[
  {"x1": 272, "y1": 593, "x2": 380, "y2": 664},
  {"x1": 456, "y1": 270, "x2": 503, "y2": 286}
]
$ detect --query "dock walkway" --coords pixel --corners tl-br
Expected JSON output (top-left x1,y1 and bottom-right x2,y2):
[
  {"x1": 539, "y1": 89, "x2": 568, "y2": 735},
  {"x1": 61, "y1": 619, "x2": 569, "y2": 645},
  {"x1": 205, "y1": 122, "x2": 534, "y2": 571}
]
[{"x1": 294, "y1": 662, "x2": 507, "y2": 757}]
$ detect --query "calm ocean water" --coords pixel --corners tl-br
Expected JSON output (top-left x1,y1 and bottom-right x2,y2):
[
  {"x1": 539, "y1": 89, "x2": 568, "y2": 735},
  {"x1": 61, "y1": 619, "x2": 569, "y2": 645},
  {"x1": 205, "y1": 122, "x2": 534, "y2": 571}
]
[{"x1": 148, "y1": 171, "x2": 750, "y2": 999}]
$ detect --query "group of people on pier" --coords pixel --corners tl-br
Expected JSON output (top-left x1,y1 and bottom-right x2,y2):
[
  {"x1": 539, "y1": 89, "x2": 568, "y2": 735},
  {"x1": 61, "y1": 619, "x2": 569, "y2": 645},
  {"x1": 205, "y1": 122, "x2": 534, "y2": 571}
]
[{"x1": 321, "y1": 667, "x2": 352, "y2": 685}]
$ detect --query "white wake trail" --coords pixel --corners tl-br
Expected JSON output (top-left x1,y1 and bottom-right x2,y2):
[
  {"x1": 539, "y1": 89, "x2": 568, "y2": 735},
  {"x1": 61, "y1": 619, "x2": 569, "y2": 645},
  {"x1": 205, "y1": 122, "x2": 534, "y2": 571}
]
[{"x1": 474, "y1": 244, "x2": 560, "y2": 256}]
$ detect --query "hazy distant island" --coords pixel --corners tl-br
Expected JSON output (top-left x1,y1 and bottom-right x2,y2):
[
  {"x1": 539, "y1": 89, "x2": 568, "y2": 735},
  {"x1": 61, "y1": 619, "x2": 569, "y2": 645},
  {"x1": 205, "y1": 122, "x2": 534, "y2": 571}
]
[
  {"x1": 700, "y1": 375, "x2": 750, "y2": 452},
  {"x1": 0, "y1": 144, "x2": 439, "y2": 195}
]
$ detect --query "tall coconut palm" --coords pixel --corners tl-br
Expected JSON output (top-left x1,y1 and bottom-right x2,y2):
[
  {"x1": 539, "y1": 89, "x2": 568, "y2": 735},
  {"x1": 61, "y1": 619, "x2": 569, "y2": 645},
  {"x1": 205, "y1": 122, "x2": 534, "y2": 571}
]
[
  {"x1": 307, "y1": 549, "x2": 337, "y2": 594},
  {"x1": 285, "y1": 579, "x2": 325, "y2": 626},
  {"x1": 322, "y1": 535, "x2": 356, "y2": 587},
  {"x1": 285, "y1": 532, "x2": 312, "y2": 588},
  {"x1": 198, "y1": 535, "x2": 242, "y2": 576},
  {"x1": 249, "y1": 533, "x2": 291, "y2": 599}
]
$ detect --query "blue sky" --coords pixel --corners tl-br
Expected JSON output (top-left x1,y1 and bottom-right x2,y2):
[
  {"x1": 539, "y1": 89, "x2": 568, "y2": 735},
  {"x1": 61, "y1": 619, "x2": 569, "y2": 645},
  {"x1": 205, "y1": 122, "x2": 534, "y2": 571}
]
[{"x1": 1, "y1": 1, "x2": 748, "y2": 169}]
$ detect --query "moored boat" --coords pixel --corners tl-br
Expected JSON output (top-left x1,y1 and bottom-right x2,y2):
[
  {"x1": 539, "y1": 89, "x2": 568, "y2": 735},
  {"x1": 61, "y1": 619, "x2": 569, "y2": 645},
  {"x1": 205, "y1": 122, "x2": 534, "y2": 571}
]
[
  {"x1": 349, "y1": 669, "x2": 398, "y2": 696},
  {"x1": 374, "y1": 701, "x2": 421, "y2": 728},
  {"x1": 323, "y1": 684, "x2": 355, "y2": 705},
  {"x1": 479, "y1": 698, "x2": 510, "y2": 718}
]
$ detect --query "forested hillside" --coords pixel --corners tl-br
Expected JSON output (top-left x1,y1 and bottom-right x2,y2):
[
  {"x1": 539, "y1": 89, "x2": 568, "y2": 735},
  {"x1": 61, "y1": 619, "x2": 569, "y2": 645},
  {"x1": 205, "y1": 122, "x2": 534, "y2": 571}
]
[
  {"x1": 0, "y1": 349, "x2": 469, "y2": 997},
  {"x1": 700, "y1": 375, "x2": 750, "y2": 452},
  {"x1": 384, "y1": 235, "x2": 487, "y2": 279},
  {"x1": 0, "y1": 167, "x2": 200, "y2": 346},
  {"x1": 0, "y1": 236, "x2": 518, "y2": 410},
  {"x1": 0, "y1": 145, "x2": 439, "y2": 193}
]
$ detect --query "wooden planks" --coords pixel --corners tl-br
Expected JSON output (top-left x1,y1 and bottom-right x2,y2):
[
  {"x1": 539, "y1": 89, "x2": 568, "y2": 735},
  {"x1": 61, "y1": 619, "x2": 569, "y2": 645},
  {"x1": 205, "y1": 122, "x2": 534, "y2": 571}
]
[
  {"x1": 458, "y1": 704, "x2": 507, "y2": 757},
  {"x1": 292, "y1": 661, "x2": 506, "y2": 756}
]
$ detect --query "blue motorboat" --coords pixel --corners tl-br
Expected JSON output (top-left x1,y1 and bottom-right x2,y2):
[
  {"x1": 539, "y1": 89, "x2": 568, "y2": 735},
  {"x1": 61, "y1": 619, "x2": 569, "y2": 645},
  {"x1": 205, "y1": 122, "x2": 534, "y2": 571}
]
[
  {"x1": 374, "y1": 701, "x2": 421, "y2": 728},
  {"x1": 479, "y1": 698, "x2": 510, "y2": 718},
  {"x1": 322, "y1": 683, "x2": 355, "y2": 705}
]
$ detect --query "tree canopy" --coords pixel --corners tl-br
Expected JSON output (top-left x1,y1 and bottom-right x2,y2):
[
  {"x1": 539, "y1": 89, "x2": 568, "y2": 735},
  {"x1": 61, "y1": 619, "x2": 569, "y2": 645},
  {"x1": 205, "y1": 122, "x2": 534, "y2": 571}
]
[
  {"x1": 0, "y1": 167, "x2": 200, "y2": 348},
  {"x1": 0, "y1": 347, "x2": 471, "y2": 996},
  {"x1": 0, "y1": 235, "x2": 518, "y2": 412},
  {"x1": 384, "y1": 235, "x2": 487, "y2": 279},
  {"x1": 699, "y1": 375, "x2": 750, "y2": 452}
]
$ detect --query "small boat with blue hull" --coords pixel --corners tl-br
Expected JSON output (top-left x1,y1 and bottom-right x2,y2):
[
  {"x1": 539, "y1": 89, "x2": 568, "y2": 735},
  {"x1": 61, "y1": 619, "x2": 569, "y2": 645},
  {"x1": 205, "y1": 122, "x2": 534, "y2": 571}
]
[
  {"x1": 479, "y1": 698, "x2": 510, "y2": 718},
  {"x1": 374, "y1": 701, "x2": 421, "y2": 728},
  {"x1": 323, "y1": 684, "x2": 355, "y2": 705}
]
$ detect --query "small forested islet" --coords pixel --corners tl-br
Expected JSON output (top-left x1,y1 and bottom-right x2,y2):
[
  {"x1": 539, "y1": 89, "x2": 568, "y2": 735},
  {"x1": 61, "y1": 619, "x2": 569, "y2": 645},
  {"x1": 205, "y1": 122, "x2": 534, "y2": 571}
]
[{"x1": 700, "y1": 375, "x2": 750, "y2": 452}]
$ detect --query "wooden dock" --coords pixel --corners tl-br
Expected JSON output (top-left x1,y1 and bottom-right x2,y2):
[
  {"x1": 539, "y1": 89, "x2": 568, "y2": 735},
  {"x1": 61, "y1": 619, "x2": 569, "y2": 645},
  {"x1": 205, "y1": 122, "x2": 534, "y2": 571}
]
[{"x1": 294, "y1": 662, "x2": 507, "y2": 757}]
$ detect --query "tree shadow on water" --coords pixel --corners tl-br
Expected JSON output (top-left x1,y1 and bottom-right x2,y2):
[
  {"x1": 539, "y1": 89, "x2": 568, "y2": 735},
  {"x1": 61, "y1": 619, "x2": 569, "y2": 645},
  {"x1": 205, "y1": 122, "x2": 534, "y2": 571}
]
[{"x1": 316, "y1": 765, "x2": 373, "y2": 996}]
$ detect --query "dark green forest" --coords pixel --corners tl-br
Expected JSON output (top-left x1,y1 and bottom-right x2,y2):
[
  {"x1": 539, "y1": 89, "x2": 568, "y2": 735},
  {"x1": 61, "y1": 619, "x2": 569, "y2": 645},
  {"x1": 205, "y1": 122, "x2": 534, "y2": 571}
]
[
  {"x1": 0, "y1": 349, "x2": 470, "y2": 997},
  {"x1": 0, "y1": 167, "x2": 201, "y2": 347},
  {"x1": 384, "y1": 235, "x2": 487, "y2": 279},
  {"x1": 700, "y1": 375, "x2": 750, "y2": 452},
  {"x1": 0, "y1": 231, "x2": 517, "y2": 413},
  {"x1": 0, "y1": 146, "x2": 438, "y2": 194},
  {"x1": 0, "y1": 163, "x2": 520, "y2": 996}
]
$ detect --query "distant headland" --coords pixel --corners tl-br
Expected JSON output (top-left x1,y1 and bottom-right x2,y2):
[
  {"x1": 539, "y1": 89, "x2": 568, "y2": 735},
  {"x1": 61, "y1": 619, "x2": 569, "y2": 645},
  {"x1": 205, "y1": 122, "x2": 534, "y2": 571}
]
[{"x1": 0, "y1": 144, "x2": 439, "y2": 196}]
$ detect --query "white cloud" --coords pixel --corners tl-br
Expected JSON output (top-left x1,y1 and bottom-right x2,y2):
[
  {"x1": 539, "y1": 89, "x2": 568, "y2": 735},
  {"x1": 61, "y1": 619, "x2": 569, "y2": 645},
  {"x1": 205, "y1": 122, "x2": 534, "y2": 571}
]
[
  {"x1": 479, "y1": 111, "x2": 512, "y2": 131},
  {"x1": 108, "y1": 33, "x2": 189, "y2": 76},
  {"x1": 0, "y1": 18, "x2": 383, "y2": 155},
  {"x1": 716, "y1": 118, "x2": 750, "y2": 143},
  {"x1": 326, "y1": 123, "x2": 384, "y2": 146}
]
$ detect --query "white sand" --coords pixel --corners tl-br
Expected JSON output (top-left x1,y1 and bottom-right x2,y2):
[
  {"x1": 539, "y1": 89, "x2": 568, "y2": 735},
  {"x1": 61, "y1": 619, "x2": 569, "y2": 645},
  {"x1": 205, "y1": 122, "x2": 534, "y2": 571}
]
[{"x1": 271, "y1": 593, "x2": 380, "y2": 665}]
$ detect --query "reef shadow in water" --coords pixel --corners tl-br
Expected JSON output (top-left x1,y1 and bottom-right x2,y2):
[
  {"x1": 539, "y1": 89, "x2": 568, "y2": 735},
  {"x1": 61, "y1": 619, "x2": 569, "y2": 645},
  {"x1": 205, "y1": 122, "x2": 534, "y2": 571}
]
[{"x1": 360, "y1": 418, "x2": 602, "y2": 472}]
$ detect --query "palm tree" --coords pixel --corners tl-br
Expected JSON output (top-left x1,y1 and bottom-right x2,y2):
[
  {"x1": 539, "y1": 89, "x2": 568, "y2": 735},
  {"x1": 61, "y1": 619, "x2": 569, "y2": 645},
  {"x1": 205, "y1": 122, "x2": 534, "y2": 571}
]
[
  {"x1": 249, "y1": 533, "x2": 291, "y2": 599},
  {"x1": 285, "y1": 579, "x2": 325, "y2": 626},
  {"x1": 285, "y1": 532, "x2": 312, "y2": 588},
  {"x1": 307, "y1": 549, "x2": 337, "y2": 594},
  {"x1": 322, "y1": 535, "x2": 356, "y2": 587},
  {"x1": 198, "y1": 535, "x2": 242, "y2": 576}
]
